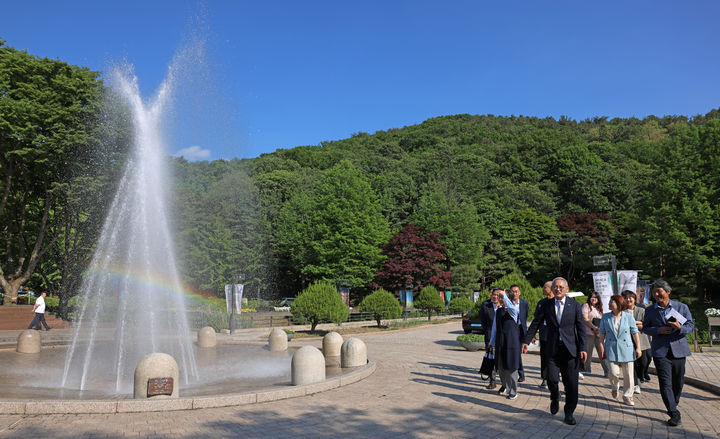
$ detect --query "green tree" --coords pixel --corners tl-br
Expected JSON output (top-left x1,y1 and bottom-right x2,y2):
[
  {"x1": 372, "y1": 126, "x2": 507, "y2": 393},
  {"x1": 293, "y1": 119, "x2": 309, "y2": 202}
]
[
  {"x1": 409, "y1": 179, "x2": 488, "y2": 268},
  {"x1": 495, "y1": 272, "x2": 544, "y2": 316},
  {"x1": 414, "y1": 285, "x2": 445, "y2": 320},
  {"x1": 292, "y1": 160, "x2": 390, "y2": 289},
  {"x1": 358, "y1": 288, "x2": 402, "y2": 327},
  {"x1": 448, "y1": 296, "x2": 474, "y2": 315},
  {"x1": 290, "y1": 280, "x2": 349, "y2": 331},
  {"x1": 0, "y1": 41, "x2": 106, "y2": 303}
]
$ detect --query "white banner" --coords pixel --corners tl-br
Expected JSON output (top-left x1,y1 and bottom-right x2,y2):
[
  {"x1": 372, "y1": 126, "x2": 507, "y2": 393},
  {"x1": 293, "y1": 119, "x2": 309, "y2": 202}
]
[
  {"x1": 225, "y1": 284, "x2": 233, "y2": 314},
  {"x1": 234, "y1": 284, "x2": 244, "y2": 314},
  {"x1": 591, "y1": 271, "x2": 638, "y2": 311}
]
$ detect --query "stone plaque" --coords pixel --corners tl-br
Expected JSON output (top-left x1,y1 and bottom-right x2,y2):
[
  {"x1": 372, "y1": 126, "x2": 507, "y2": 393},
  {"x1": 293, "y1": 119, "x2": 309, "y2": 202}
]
[{"x1": 147, "y1": 377, "x2": 173, "y2": 397}]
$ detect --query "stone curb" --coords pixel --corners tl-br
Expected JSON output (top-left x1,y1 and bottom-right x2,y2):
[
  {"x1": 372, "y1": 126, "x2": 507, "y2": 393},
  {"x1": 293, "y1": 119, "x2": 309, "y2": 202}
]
[{"x1": 0, "y1": 360, "x2": 376, "y2": 415}]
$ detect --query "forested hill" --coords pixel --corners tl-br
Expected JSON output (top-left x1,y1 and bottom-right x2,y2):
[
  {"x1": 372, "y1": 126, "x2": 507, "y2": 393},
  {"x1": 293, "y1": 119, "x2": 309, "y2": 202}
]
[{"x1": 171, "y1": 111, "x2": 720, "y2": 302}]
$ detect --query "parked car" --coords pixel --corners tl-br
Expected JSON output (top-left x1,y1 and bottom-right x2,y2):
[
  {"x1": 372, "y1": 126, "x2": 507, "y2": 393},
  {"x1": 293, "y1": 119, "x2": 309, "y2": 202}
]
[
  {"x1": 14, "y1": 290, "x2": 36, "y2": 305},
  {"x1": 461, "y1": 311, "x2": 483, "y2": 334},
  {"x1": 278, "y1": 297, "x2": 295, "y2": 307}
]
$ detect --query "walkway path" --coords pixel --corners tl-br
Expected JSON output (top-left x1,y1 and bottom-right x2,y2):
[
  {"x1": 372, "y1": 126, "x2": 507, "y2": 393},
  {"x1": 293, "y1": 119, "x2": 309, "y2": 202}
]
[{"x1": 1, "y1": 321, "x2": 718, "y2": 438}]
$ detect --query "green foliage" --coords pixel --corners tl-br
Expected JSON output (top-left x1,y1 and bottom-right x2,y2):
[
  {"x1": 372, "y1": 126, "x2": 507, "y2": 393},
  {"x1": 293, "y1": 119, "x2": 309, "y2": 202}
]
[
  {"x1": 0, "y1": 41, "x2": 116, "y2": 306},
  {"x1": 197, "y1": 305, "x2": 230, "y2": 332},
  {"x1": 359, "y1": 288, "x2": 403, "y2": 327},
  {"x1": 5, "y1": 40, "x2": 720, "y2": 308},
  {"x1": 448, "y1": 296, "x2": 474, "y2": 315},
  {"x1": 409, "y1": 179, "x2": 488, "y2": 268},
  {"x1": 28, "y1": 296, "x2": 59, "y2": 306},
  {"x1": 456, "y1": 333, "x2": 484, "y2": 342},
  {"x1": 495, "y1": 272, "x2": 544, "y2": 315},
  {"x1": 291, "y1": 280, "x2": 350, "y2": 331},
  {"x1": 414, "y1": 285, "x2": 445, "y2": 320}
]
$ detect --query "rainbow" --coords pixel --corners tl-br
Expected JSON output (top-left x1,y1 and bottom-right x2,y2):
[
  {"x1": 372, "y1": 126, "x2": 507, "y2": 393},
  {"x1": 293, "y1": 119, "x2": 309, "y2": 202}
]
[{"x1": 82, "y1": 264, "x2": 224, "y2": 309}]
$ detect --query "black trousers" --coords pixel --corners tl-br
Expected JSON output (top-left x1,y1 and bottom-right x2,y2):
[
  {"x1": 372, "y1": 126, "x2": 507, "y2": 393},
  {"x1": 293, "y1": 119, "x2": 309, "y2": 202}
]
[
  {"x1": 28, "y1": 312, "x2": 50, "y2": 330},
  {"x1": 653, "y1": 351, "x2": 686, "y2": 416},
  {"x1": 539, "y1": 340, "x2": 548, "y2": 380},
  {"x1": 547, "y1": 343, "x2": 580, "y2": 416},
  {"x1": 635, "y1": 349, "x2": 651, "y2": 381}
]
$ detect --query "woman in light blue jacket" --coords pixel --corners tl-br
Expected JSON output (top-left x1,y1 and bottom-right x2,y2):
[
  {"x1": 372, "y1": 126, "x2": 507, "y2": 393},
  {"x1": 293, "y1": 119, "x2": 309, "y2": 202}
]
[{"x1": 598, "y1": 295, "x2": 642, "y2": 406}]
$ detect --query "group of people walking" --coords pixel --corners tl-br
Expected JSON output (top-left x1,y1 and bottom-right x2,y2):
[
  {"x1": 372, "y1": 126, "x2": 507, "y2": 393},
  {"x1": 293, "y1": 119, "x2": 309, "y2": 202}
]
[{"x1": 480, "y1": 277, "x2": 694, "y2": 427}]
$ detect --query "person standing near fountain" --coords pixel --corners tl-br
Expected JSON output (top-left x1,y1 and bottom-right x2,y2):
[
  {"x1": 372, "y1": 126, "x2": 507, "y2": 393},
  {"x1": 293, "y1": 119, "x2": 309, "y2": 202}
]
[{"x1": 28, "y1": 291, "x2": 51, "y2": 331}]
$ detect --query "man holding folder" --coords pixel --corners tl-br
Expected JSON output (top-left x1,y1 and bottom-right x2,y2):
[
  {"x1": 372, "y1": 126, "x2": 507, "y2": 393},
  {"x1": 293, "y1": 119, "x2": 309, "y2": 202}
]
[{"x1": 642, "y1": 279, "x2": 694, "y2": 427}]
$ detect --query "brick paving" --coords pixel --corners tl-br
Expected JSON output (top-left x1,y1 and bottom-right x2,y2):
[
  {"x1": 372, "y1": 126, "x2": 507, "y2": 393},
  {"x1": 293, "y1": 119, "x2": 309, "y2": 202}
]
[{"x1": 1, "y1": 321, "x2": 719, "y2": 438}]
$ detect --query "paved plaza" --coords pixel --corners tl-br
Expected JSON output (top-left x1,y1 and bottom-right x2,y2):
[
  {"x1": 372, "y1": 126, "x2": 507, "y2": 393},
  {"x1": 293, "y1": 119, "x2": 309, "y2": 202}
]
[{"x1": 1, "y1": 321, "x2": 719, "y2": 438}]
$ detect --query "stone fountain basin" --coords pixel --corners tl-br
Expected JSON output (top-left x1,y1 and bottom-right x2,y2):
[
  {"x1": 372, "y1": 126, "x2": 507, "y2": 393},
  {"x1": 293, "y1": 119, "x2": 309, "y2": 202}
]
[{"x1": 0, "y1": 343, "x2": 375, "y2": 415}]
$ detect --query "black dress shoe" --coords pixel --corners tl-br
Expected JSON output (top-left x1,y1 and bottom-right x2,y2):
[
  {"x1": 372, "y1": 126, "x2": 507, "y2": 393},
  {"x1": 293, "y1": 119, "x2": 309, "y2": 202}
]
[
  {"x1": 564, "y1": 414, "x2": 577, "y2": 425},
  {"x1": 550, "y1": 399, "x2": 559, "y2": 415},
  {"x1": 487, "y1": 382, "x2": 497, "y2": 390},
  {"x1": 667, "y1": 413, "x2": 681, "y2": 427},
  {"x1": 518, "y1": 375, "x2": 525, "y2": 382},
  {"x1": 538, "y1": 380, "x2": 547, "y2": 388}
]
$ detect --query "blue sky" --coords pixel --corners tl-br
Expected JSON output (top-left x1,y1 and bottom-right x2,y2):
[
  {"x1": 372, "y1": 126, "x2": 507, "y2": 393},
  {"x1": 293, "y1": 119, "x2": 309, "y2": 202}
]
[{"x1": 3, "y1": 1, "x2": 720, "y2": 160}]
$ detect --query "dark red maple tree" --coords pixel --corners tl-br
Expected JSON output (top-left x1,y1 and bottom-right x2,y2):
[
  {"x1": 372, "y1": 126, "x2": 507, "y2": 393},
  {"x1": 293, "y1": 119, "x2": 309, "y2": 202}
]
[{"x1": 371, "y1": 224, "x2": 452, "y2": 293}]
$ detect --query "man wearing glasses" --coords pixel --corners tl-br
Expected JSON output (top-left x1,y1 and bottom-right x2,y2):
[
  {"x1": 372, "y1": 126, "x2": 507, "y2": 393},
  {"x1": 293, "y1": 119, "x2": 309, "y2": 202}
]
[{"x1": 523, "y1": 277, "x2": 587, "y2": 425}]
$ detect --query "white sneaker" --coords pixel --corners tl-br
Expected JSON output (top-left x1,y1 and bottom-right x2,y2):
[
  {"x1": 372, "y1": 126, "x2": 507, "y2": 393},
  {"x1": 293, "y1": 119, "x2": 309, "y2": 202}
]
[
  {"x1": 578, "y1": 372, "x2": 585, "y2": 380},
  {"x1": 634, "y1": 385, "x2": 641, "y2": 394}
]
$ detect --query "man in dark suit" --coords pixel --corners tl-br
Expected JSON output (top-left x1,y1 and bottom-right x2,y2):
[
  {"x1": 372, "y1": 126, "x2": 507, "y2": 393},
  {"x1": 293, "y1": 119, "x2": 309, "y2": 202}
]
[
  {"x1": 523, "y1": 277, "x2": 587, "y2": 425},
  {"x1": 479, "y1": 287, "x2": 501, "y2": 389},
  {"x1": 642, "y1": 279, "x2": 694, "y2": 427},
  {"x1": 510, "y1": 284, "x2": 529, "y2": 381}
]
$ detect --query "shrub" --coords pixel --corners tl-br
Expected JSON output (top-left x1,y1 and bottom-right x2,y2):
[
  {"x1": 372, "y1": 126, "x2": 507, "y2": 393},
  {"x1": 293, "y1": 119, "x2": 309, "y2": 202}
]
[
  {"x1": 27, "y1": 296, "x2": 59, "y2": 306},
  {"x1": 456, "y1": 334, "x2": 484, "y2": 342},
  {"x1": 448, "y1": 296, "x2": 473, "y2": 315},
  {"x1": 198, "y1": 305, "x2": 229, "y2": 332},
  {"x1": 291, "y1": 281, "x2": 350, "y2": 331},
  {"x1": 414, "y1": 286, "x2": 445, "y2": 320},
  {"x1": 496, "y1": 272, "x2": 544, "y2": 313},
  {"x1": 359, "y1": 289, "x2": 403, "y2": 327}
]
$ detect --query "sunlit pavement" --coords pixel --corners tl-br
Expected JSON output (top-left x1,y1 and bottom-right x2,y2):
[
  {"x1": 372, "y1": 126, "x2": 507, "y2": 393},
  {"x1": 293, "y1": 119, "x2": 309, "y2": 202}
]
[{"x1": 1, "y1": 321, "x2": 719, "y2": 438}]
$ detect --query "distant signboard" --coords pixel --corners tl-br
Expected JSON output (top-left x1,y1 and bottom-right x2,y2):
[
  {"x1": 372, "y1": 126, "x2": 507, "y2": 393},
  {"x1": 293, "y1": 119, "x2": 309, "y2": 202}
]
[
  {"x1": 592, "y1": 270, "x2": 638, "y2": 311},
  {"x1": 225, "y1": 284, "x2": 244, "y2": 314}
]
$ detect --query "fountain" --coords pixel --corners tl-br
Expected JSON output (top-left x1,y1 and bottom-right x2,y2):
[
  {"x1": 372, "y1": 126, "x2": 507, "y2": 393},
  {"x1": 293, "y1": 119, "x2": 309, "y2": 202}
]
[
  {"x1": 0, "y1": 42, "x2": 375, "y2": 411},
  {"x1": 59, "y1": 63, "x2": 198, "y2": 395}
]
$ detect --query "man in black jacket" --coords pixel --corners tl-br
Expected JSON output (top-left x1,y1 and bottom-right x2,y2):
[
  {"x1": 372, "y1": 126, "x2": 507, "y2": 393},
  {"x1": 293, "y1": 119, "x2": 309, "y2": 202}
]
[
  {"x1": 523, "y1": 277, "x2": 587, "y2": 425},
  {"x1": 479, "y1": 287, "x2": 501, "y2": 389}
]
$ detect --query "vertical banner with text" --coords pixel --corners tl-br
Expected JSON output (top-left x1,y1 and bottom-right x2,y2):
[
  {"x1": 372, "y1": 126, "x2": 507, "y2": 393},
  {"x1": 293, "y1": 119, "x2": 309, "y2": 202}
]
[
  {"x1": 591, "y1": 271, "x2": 638, "y2": 311},
  {"x1": 225, "y1": 284, "x2": 232, "y2": 314},
  {"x1": 225, "y1": 284, "x2": 245, "y2": 314},
  {"x1": 234, "y1": 284, "x2": 244, "y2": 314}
]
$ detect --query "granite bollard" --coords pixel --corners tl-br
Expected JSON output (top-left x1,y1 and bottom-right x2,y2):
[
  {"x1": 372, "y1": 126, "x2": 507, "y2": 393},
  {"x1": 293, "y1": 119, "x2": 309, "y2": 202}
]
[
  {"x1": 292, "y1": 345, "x2": 325, "y2": 385},
  {"x1": 268, "y1": 328, "x2": 288, "y2": 352},
  {"x1": 134, "y1": 353, "x2": 179, "y2": 399},
  {"x1": 197, "y1": 326, "x2": 217, "y2": 348},
  {"x1": 323, "y1": 331, "x2": 343, "y2": 357},
  {"x1": 341, "y1": 337, "x2": 367, "y2": 368},
  {"x1": 323, "y1": 331, "x2": 343, "y2": 366},
  {"x1": 17, "y1": 330, "x2": 41, "y2": 354}
]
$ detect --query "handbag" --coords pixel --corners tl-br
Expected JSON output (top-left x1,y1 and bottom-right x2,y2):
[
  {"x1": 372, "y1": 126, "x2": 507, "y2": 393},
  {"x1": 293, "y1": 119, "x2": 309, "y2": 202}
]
[{"x1": 478, "y1": 350, "x2": 495, "y2": 379}]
